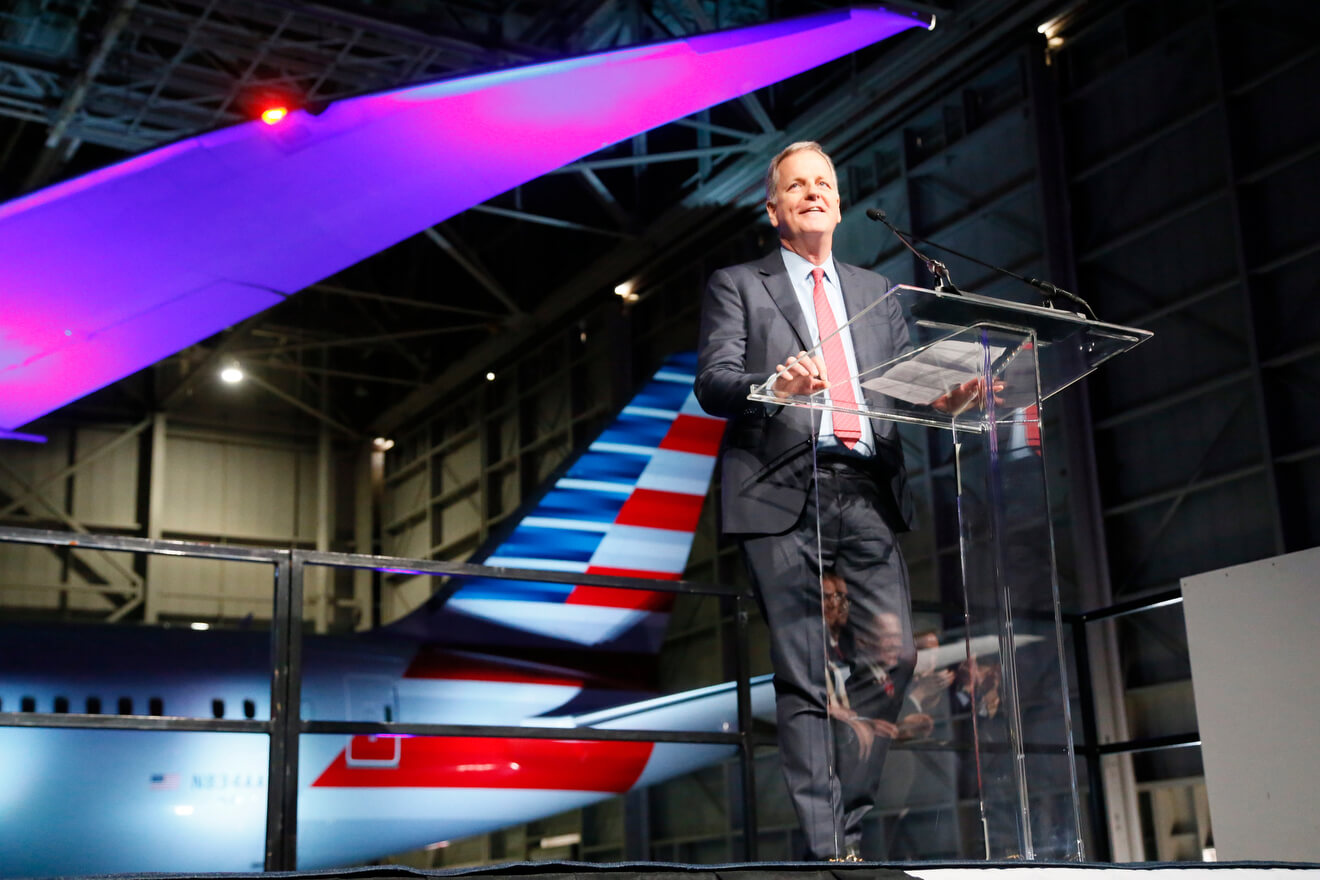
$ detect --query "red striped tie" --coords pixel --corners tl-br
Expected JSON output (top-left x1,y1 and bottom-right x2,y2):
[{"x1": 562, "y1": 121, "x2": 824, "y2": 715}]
[{"x1": 811, "y1": 268, "x2": 862, "y2": 449}]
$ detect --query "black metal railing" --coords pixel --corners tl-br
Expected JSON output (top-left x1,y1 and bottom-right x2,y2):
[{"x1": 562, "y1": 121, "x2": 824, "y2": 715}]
[
  {"x1": 0, "y1": 525, "x2": 762, "y2": 869},
  {"x1": 0, "y1": 524, "x2": 1203, "y2": 868}
]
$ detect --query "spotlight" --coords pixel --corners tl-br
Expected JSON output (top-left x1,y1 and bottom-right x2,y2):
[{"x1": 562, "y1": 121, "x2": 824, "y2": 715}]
[
  {"x1": 219, "y1": 365, "x2": 244, "y2": 384},
  {"x1": 613, "y1": 281, "x2": 634, "y2": 297},
  {"x1": 486, "y1": 371, "x2": 496, "y2": 381},
  {"x1": 190, "y1": 622, "x2": 210, "y2": 631},
  {"x1": 260, "y1": 106, "x2": 289, "y2": 125},
  {"x1": 372, "y1": 436, "x2": 395, "y2": 452}
]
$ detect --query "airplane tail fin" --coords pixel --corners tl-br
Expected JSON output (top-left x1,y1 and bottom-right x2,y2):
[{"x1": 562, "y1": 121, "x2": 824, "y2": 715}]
[{"x1": 383, "y1": 351, "x2": 725, "y2": 650}]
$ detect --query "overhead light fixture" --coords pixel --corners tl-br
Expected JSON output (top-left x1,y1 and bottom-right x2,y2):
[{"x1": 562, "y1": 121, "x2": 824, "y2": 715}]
[
  {"x1": 372, "y1": 436, "x2": 395, "y2": 451},
  {"x1": 260, "y1": 106, "x2": 289, "y2": 125},
  {"x1": 190, "y1": 622, "x2": 210, "y2": 631},
  {"x1": 219, "y1": 364, "x2": 244, "y2": 384},
  {"x1": 614, "y1": 280, "x2": 640, "y2": 302},
  {"x1": 1037, "y1": 15, "x2": 1066, "y2": 39}
]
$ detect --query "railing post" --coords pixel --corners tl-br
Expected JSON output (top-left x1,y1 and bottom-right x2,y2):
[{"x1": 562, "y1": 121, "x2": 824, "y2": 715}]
[
  {"x1": 264, "y1": 551, "x2": 304, "y2": 871},
  {"x1": 1072, "y1": 616, "x2": 1111, "y2": 861},
  {"x1": 732, "y1": 592, "x2": 758, "y2": 861}
]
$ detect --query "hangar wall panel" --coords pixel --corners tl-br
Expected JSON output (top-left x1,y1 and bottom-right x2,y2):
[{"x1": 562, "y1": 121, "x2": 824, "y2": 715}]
[
  {"x1": 69, "y1": 427, "x2": 140, "y2": 528},
  {"x1": 162, "y1": 433, "x2": 318, "y2": 543}
]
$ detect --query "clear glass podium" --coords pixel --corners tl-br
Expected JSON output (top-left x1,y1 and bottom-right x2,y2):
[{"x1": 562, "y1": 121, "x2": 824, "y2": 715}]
[{"x1": 748, "y1": 285, "x2": 1151, "y2": 861}]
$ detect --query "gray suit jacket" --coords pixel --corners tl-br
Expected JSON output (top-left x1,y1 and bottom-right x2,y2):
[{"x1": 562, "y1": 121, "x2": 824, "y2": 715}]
[{"x1": 694, "y1": 250, "x2": 915, "y2": 536}]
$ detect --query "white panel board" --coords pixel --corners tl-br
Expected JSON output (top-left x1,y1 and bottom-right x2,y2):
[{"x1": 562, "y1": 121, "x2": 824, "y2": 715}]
[
  {"x1": 147, "y1": 554, "x2": 278, "y2": 620},
  {"x1": 70, "y1": 426, "x2": 140, "y2": 527},
  {"x1": 163, "y1": 434, "x2": 311, "y2": 541},
  {"x1": 1182, "y1": 547, "x2": 1320, "y2": 863}
]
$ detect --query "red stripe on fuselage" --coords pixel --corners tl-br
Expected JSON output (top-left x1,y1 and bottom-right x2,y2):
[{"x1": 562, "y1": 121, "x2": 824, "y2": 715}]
[
  {"x1": 403, "y1": 648, "x2": 584, "y2": 686},
  {"x1": 566, "y1": 566, "x2": 680, "y2": 610},
  {"x1": 312, "y1": 736, "x2": 653, "y2": 792},
  {"x1": 657, "y1": 414, "x2": 724, "y2": 455},
  {"x1": 613, "y1": 488, "x2": 704, "y2": 533}
]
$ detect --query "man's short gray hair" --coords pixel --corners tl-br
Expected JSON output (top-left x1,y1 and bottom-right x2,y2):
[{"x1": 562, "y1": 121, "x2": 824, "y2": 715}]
[{"x1": 764, "y1": 141, "x2": 839, "y2": 205}]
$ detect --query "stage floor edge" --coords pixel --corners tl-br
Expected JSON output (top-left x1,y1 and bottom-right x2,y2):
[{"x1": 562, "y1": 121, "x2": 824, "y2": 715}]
[{"x1": 40, "y1": 860, "x2": 1320, "y2": 880}]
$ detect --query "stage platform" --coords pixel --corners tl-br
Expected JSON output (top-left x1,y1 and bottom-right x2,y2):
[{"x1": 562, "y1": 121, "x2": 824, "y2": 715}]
[{"x1": 59, "y1": 861, "x2": 1320, "y2": 880}]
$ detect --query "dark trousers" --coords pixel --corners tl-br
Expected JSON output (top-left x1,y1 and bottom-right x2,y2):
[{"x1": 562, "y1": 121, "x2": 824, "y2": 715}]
[{"x1": 740, "y1": 459, "x2": 914, "y2": 859}]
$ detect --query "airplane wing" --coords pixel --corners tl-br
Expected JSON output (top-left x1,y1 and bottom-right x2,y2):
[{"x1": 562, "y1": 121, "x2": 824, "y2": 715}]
[{"x1": 0, "y1": 6, "x2": 933, "y2": 433}]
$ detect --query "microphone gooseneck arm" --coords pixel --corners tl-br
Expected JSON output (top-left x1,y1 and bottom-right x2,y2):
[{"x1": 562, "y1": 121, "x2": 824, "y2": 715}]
[
  {"x1": 865, "y1": 208, "x2": 961, "y2": 295},
  {"x1": 866, "y1": 208, "x2": 1098, "y2": 319}
]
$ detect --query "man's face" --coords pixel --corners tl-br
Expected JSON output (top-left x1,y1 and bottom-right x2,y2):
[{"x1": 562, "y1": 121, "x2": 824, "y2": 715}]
[
  {"x1": 766, "y1": 149, "x2": 842, "y2": 246},
  {"x1": 914, "y1": 631, "x2": 939, "y2": 675},
  {"x1": 875, "y1": 612, "x2": 903, "y2": 668},
  {"x1": 822, "y1": 573, "x2": 849, "y2": 632}
]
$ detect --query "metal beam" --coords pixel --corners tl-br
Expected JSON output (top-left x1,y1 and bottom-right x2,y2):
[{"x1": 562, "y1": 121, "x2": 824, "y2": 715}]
[
  {"x1": 242, "y1": 371, "x2": 359, "y2": 439},
  {"x1": 1208, "y1": 5, "x2": 1284, "y2": 555},
  {"x1": 576, "y1": 166, "x2": 633, "y2": 230},
  {"x1": 0, "y1": 458, "x2": 145, "y2": 595},
  {"x1": 234, "y1": 324, "x2": 490, "y2": 356},
  {"x1": 556, "y1": 144, "x2": 755, "y2": 172},
  {"x1": 20, "y1": 0, "x2": 139, "y2": 191},
  {"x1": 0, "y1": 418, "x2": 150, "y2": 518},
  {"x1": 423, "y1": 226, "x2": 524, "y2": 316},
  {"x1": 469, "y1": 203, "x2": 634, "y2": 238},
  {"x1": 1108, "y1": 393, "x2": 1251, "y2": 588},
  {"x1": 308, "y1": 283, "x2": 506, "y2": 318},
  {"x1": 251, "y1": 360, "x2": 426, "y2": 387}
]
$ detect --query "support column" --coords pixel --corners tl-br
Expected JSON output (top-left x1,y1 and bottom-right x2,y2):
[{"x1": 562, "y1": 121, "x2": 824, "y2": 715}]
[
  {"x1": 1026, "y1": 35, "x2": 1141, "y2": 860},
  {"x1": 352, "y1": 442, "x2": 376, "y2": 630},
  {"x1": 314, "y1": 426, "x2": 333, "y2": 633},
  {"x1": 142, "y1": 413, "x2": 167, "y2": 624}
]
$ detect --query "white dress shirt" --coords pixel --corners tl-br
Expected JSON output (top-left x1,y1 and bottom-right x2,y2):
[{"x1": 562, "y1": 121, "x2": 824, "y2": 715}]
[{"x1": 777, "y1": 248, "x2": 876, "y2": 456}]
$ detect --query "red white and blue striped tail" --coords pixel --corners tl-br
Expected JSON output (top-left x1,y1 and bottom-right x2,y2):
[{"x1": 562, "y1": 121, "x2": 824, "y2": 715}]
[{"x1": 439, "y1": 351, "x2": 724, "y2": 646}]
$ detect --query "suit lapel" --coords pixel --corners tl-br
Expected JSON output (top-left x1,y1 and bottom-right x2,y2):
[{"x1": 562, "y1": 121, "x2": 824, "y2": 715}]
[
  {"x1": 837, "y1": 261, "x2": 879, "y2": 367},
  {"x1": 756, "y1": 251, "x2": 812, "y2": 351}
]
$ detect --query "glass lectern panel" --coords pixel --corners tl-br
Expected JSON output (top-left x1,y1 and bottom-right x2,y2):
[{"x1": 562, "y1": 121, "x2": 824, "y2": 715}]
[
  {"x1": 750, "y1": 285, "x2": 1151, "y2": 428},
  {"x1": 752, "y1": 285, "x2": 1148, "y2": 862}
]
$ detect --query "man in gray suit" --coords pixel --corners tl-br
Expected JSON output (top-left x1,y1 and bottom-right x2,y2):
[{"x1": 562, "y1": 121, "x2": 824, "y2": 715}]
[{"x1": 695, "y1": 141, "x2": 917, "y2": 860}]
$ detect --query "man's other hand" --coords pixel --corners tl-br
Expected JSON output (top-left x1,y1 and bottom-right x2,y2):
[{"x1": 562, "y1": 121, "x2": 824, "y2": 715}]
[
  {"x1": 773, "y1": 351, "x2": 829, "y2": 399},
  {"x1": 931, "y1": 377, "x2": 1006, "y2": 414}
]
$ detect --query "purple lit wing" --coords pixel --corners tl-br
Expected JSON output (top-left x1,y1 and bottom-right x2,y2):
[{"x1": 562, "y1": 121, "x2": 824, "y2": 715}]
[{"x1": 0, "y1": 7, "x2": 931, "y2": 431}]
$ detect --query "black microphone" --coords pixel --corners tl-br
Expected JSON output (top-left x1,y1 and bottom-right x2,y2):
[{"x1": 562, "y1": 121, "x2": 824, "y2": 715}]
[
  {"x1": 866, "y1": 209, "x2": 1097, "y2": 318},
  {"x1": 865, "y1": 209, "x2": 960, "y2": 294}
]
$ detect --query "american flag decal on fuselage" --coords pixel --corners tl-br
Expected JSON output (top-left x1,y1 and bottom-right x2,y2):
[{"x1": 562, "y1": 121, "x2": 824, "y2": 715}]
[{"x1": 445, "y1": 352, "x2": 725, "y2": 645}]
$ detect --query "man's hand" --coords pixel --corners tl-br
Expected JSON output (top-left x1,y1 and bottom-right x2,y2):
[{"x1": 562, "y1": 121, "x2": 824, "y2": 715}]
[
  {"x1": 869, "y1": 718, "x2": 900, "y2": 740},
  {"x1": 930, "y1": 377, "x2": 1006, "y2": 414},
  {"x1": 773, "y1": 351, "x2": 829, "y2": 399},
  {"x1": 897, "y1": 713, "x2": 935, "y2": 741},
  {"x1": 908, "y1": 668, "x2": 955, "y2": 709}
]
